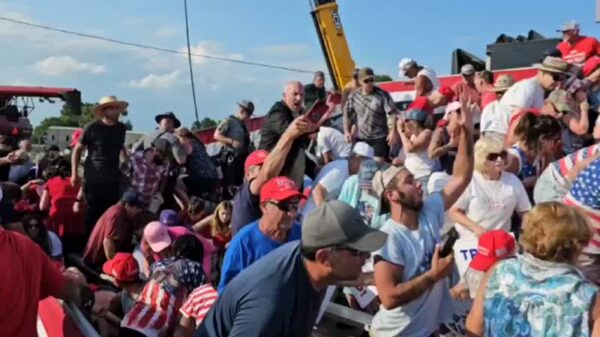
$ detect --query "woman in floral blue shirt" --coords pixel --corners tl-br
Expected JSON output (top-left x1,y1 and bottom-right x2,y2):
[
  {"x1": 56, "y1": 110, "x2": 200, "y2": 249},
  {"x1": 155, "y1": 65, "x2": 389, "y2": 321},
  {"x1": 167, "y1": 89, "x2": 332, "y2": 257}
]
[{"x1": 466, "y1": 202, "x2": 600, "y2": 337}]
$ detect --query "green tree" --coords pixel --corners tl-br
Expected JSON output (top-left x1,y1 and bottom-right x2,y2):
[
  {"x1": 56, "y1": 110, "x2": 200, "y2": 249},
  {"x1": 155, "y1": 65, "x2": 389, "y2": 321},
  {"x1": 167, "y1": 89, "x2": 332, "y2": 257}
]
[
  {"x1": 199, "y1": 117, "x2": 217, "y2": 129},
  {"x1": 374, "y1": 74, "x2": 393, "y2": 83},
  {"x1": 33, "y1": 102, "x2": 133, "y2": 143}
]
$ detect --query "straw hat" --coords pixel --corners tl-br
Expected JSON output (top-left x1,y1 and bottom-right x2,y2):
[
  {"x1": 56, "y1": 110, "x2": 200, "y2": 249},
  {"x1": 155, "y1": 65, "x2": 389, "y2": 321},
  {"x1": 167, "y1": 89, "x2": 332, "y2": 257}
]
[
  {"x1": 533, "y1": 56, "x2": 571, "y2": 74},
  {"x1": 93, "y1": 95, "x2": 129, "y2": 116}
]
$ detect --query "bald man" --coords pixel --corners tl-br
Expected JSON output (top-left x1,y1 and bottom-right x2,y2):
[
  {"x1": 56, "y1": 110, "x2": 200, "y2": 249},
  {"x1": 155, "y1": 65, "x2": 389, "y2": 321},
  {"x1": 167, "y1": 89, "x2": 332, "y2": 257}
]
[{"x1": 259, "y1": 81, "x2": 313, "y2": 187}]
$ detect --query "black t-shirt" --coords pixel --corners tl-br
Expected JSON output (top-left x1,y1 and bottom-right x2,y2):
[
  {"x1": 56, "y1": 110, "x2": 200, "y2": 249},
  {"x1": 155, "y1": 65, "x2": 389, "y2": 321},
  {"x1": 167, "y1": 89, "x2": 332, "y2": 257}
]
[
  {"x1": 196, "y1": 242, "x2": 322, "y2": 337},
  {"x1": 80, "y1": 120, "x2": 126, "y2": 183},
  {"x1": 258, "y1": 101, "x2": 308, "y2": 187},
  {"x1": 230, "y1": 180, "x2": 261, "y2": 236},
  {"x1": 304, "y1": 83, "x2": 326, "y2": 110}
]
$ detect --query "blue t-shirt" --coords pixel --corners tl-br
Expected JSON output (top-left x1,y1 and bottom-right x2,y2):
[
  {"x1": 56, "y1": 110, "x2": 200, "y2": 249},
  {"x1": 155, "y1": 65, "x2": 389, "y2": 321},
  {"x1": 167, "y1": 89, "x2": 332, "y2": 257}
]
[
  {"x1": 197, "y1": 242, "x2": 322, "y2": 337},
  {"x1": 231, "y1": 180, "x2": 262, "y2": 235},
  {"x1": 217, "y1": 220, "x2": 301, "y2": 293}
]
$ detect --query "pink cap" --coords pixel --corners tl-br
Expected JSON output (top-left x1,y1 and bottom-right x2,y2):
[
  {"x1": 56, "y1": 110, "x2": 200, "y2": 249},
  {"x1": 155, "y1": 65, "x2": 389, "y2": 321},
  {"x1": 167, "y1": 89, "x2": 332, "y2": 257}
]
[{"x1": 143, "y1": 221, "x2": 172, "y2": 253}]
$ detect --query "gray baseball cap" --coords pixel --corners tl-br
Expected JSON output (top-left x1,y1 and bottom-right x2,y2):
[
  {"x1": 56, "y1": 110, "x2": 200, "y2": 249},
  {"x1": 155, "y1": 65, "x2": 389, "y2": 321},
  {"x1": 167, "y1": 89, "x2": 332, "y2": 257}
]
[{"x1": 301, "y1": 200, "x2": 387, "y2": 252}]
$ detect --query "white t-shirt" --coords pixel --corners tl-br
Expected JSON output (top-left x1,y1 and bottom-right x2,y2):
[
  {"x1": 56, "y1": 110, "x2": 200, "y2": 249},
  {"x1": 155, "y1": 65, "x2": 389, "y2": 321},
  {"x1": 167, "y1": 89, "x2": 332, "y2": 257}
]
[
  {"x1": 301, "y1": 159, "x2": 350, "y2": 217},
  {"x1": 403, "y1": 134, "x2": 439, "y2": 179},
  {"x1": 480, "y1": 100, "x2": 509, "y2": 135},
  {"x1": 453, "y1": 171, "x2": 531, "y2": 240},
  {"x1": 47, "y1": 231, "x2": 63, "y2": 258},
  {"x1": 371, "y1": 194, "x2": 453, "y2": 337},
  {"x1": 316, "y1": 127, "x2": 352, "y2": 161},
  {"x1": 496, "y1": 77, "x2": 545, "y2": 134}
]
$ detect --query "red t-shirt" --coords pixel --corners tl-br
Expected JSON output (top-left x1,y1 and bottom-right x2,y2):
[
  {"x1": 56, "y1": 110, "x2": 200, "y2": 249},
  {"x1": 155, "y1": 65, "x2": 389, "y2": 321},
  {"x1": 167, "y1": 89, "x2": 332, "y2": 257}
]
[
  {"x1": 0, "y1": 228, "x2": 65, "y2": 337},
  {"x1": 46, "y1": 176, "x2": 84, "y2": 237},
  {"x1": 557, "y1": 36, "x2": 600, "y2": 64},
  {"x1": 82, "y1": 204, "x2": 135, "y2": 269},
  {"x1": 451, "y1": 81, "x2": 481, "y2": 108},
  {"x1": 480, "y1": 90, "x2": 497, "y2": 110}
]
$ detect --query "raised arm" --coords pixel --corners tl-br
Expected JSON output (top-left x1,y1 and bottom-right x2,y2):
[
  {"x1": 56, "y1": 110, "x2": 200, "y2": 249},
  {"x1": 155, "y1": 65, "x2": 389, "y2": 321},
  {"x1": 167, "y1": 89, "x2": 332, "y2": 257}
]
[
  {"x1": 441, "y1": 99, "x2": 474, "y2": 210},
  {"x1": 249, "y1": 116, "x2": 316, "y2": 195}
]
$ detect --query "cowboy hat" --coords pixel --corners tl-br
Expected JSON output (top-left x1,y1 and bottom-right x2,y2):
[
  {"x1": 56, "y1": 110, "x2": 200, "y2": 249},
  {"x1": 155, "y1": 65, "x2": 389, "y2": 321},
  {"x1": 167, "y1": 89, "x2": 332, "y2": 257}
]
[
  {"x1": 93, "y1": 96, "x2": 129, "y2": 116},
  {"x1": 154, "y1": 112, "x2": 181, "y2": 128},
  {"x1": 533, "y1": 56, "x2": 571, "y2": 74}
]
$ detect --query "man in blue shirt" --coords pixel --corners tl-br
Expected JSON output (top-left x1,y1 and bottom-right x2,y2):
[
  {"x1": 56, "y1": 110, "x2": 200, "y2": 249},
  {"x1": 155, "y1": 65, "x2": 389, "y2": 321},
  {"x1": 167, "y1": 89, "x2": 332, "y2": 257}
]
[
  {"x1": 218, "y1": 176, "x2": 305, "y2": 293},
  {"x1": 198, "y1": 200, "x2": 387, "y2": 337}
]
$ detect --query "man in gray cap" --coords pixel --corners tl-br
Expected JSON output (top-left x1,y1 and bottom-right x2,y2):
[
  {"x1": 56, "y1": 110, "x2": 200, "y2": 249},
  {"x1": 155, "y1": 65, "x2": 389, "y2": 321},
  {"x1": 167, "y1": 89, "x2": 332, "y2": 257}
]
[
  {"x1": 556, "y1": 20, "x2": 600, "y2": 65},
  {"x1": 452, "y1": 64, "x2": 481, "y2": 109},
  {"x1": 214, "y1": 100, "x2": 255, "y2": 197},
  {"x1": 197, "y1": 200, "x2": 387, "y2": 337},
  {"x1": 369, "y1": 102, "x2": 474, "y2": 337}
]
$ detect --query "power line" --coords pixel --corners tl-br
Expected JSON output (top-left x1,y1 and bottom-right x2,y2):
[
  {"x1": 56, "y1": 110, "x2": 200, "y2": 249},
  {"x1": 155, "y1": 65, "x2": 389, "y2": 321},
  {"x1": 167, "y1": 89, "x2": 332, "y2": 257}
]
[
  {"x1": 0, "y1": 16, "x2": 316, "y2": 74},
  {"x1": 183, "y1": 0, "x2": 200, "y2": 123}
]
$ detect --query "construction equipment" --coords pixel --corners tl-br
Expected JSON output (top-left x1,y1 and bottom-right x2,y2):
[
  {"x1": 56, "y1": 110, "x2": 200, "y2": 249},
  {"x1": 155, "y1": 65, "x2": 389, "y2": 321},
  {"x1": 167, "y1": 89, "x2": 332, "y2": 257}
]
[{"x1": 310, "y1": 0, "x2": 355, "y2": 89}]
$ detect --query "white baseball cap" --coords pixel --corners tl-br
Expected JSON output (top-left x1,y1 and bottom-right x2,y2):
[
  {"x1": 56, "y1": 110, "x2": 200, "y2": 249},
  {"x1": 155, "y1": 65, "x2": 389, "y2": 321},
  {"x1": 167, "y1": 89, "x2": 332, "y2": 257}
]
[
  {"x1": 398, "y1": 58, "x2": 416, "y2": 72},
  {"x1": 353, "y1": 142, "x2": 375, "y2": 158}
]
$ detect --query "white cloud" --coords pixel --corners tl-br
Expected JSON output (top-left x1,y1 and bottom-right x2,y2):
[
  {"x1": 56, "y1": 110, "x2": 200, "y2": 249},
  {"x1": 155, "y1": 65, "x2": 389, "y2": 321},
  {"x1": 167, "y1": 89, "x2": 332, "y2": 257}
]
[
  {"x1": 254, "y1": 43, "x2": 310, "y2": 56},
  {"x1": 178, "y1": 40, "x2": 244, "y2": 65},
  {"x1": 34, "y1": 56, "x2": 107, "y2": 76},
  {"x1": 126, "y1": 70, "x2": 181, "y2": 90},
  {"x1": 153, "y1": 26, "x2": 179, "y2": 38}
]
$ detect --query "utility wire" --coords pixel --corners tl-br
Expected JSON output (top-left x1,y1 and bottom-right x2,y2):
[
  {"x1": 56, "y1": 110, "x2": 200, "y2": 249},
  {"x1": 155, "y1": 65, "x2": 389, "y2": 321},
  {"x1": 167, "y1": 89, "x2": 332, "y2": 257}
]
[
  {"x1": 183, "y1": 0, "x2": 200, "y2": 123},
  {"x1": 0, "y1": 16, "x2": 316, "y2": 74}
]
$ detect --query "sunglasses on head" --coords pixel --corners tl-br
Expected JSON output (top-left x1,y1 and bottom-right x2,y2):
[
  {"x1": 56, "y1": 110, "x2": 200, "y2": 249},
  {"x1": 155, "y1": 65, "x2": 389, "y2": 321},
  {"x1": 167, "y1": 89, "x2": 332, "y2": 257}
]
[
  {"x1": 268, "y1": 200, "x2": 300, "y2": 212},
  {"x1": 486, "y1": 151, "x2": 507, "y2": 161}
]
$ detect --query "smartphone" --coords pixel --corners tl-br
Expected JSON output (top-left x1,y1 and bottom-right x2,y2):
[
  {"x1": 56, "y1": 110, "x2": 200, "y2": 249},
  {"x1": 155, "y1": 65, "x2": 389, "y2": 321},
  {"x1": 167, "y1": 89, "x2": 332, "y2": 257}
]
[
  {"x1": 439, "y1": 228, "x2": 459, "y2": 258},
  {"x1": 305, "y1": 100, "x2": 329, "y2": 124}
]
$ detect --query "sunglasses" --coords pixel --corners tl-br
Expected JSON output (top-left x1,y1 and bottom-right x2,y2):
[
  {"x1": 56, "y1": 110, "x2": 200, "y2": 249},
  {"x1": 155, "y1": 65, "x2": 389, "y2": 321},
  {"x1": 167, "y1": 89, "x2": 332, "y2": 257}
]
[
  {"x1": 334, "y1": 246, "x2": 370, "y2": 258},
  {"x1": 268, "y1": 200, "x2": 300, "y2": 212},
  {"x1": 362, "y1": 78, "x2": 374, "y2": 84},
  {"x1": 486, "y1": 151, "x2": 507, "y2": 161},
  {"x1": 27, "y1": 222, "x2": 42, "y2": 229}
]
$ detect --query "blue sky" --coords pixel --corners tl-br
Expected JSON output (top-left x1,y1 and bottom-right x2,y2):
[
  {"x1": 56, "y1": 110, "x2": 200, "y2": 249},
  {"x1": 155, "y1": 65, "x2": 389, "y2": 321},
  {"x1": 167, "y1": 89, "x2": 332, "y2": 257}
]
[{"x1": 2, "y1": 0, "x2": 600, "y2": 132}]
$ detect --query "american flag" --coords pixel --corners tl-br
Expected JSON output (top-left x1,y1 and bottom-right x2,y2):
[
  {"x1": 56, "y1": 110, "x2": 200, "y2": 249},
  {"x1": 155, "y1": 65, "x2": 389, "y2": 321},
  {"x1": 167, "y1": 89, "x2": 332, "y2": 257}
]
[{"x1": 565, "y1": 158, "x2": 600, "y2": 251}]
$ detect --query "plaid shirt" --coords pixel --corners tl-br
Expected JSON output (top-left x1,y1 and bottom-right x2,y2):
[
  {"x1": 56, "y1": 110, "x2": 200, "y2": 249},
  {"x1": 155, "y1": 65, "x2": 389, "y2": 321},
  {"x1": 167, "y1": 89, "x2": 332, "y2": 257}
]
[{"x1": 123, "y1": 151, "x2": 167, "y2": 202}]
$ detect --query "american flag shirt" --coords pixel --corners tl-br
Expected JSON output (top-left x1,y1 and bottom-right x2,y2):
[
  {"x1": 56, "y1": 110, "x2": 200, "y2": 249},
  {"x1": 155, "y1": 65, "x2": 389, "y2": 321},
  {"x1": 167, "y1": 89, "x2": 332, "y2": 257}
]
[
  {"x1": 122, "y1": 258, "x2": 205, "y2": 337},
  {"x1": 564, "y1": 157, "x2": 600, "y2": 253},
  {"x1": 179, "y1": 285, "x2": 218, "y2": 327}
]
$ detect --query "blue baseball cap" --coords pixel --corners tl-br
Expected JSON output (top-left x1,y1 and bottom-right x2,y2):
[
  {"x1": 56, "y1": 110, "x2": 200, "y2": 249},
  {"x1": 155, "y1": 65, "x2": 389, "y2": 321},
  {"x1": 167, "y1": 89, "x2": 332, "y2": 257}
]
[{"x1": 159, "y1": 209, "x2": 179, "y2": 227}]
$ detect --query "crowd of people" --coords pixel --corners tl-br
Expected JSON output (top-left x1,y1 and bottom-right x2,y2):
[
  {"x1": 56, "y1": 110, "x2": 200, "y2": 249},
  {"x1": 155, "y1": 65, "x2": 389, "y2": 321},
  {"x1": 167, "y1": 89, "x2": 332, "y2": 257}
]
[{"x1": 3, "y1": 19, "x2": 600, "y2": 337}]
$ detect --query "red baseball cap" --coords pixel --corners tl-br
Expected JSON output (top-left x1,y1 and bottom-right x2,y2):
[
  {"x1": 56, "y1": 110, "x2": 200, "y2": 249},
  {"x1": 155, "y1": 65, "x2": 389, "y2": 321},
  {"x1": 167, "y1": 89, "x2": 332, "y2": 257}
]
[
  {"x1": 469, "y1": 230, "x2": 516, "y2": 272},
  {"x1": 407, "y1": 96, "x2": 433, "y2": 114},
  {"x1": 260, "y1": 176, "x2": 305, "y2": 203},
  {"x1": 437, "y1": 86, "x2": 455, "y2": 101},
  {"x1": 102, "y1": 253, "x2": 140, "y2": 283},
  {"x1": 244, "y1": 150, "x2": 269, "y2": 173}
]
